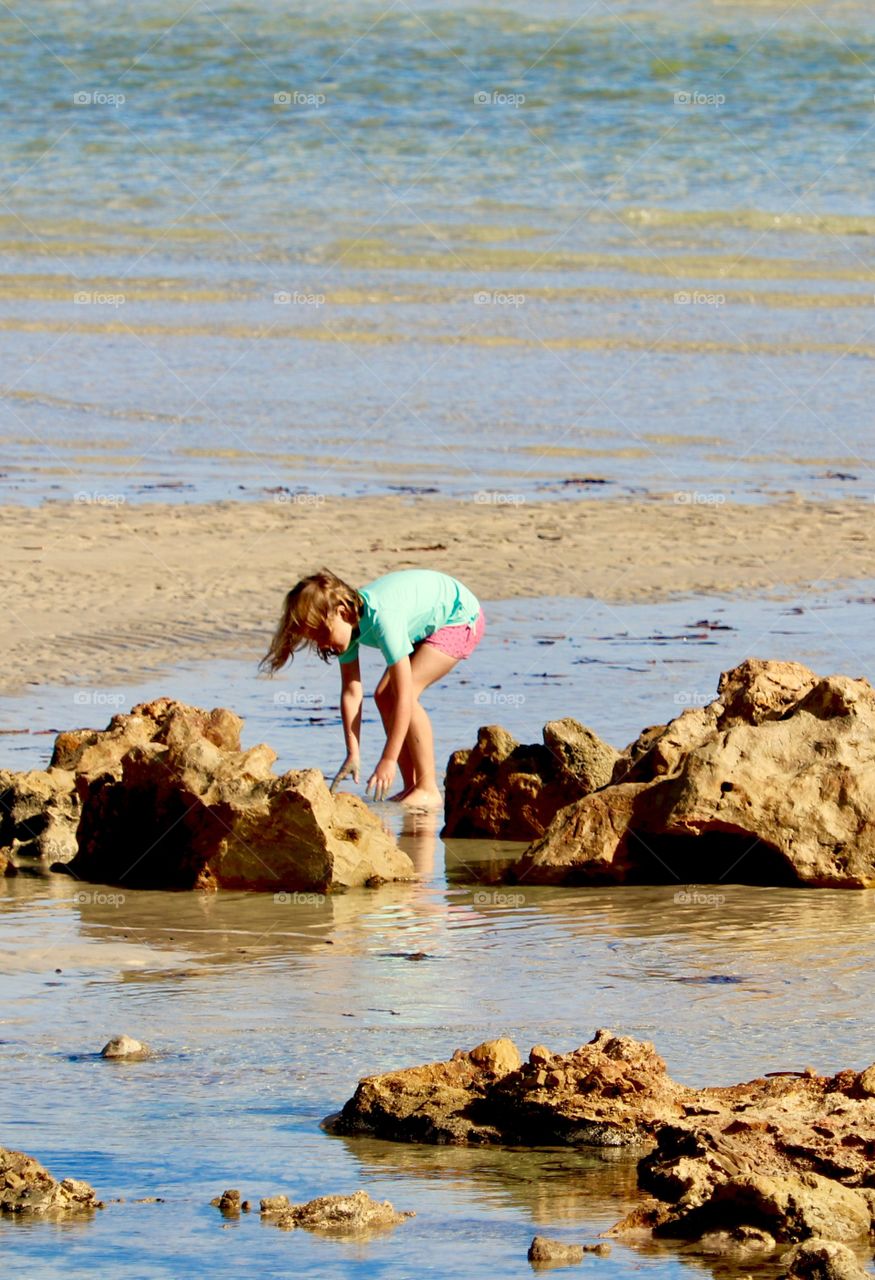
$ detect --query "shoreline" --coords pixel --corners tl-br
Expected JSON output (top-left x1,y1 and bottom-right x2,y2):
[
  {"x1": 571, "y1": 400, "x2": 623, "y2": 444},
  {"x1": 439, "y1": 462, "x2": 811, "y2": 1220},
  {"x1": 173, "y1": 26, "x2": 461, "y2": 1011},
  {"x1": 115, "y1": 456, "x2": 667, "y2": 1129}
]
[{"x1": 3, "y1": 493, "x2": 874, "y2": 697}]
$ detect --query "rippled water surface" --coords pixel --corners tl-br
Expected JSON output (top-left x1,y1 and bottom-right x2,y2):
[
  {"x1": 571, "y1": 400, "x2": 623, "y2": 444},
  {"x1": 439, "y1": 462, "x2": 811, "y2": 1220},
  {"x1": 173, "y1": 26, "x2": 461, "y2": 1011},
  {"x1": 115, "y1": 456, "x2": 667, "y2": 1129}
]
[{"x1": 2, "y1": 0, "x2": 875, "y2": 505}]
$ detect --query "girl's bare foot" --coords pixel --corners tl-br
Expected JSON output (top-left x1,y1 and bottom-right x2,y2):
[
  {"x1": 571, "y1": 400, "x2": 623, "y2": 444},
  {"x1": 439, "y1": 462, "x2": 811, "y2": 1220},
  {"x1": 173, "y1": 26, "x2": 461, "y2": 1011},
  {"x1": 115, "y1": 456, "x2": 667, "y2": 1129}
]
[
  {"x1": 389, "y1": 782, "x2": 416, "y2": 802},
  {"x1": 399, "y1": 786, "x2": 442, "y2": 809}
]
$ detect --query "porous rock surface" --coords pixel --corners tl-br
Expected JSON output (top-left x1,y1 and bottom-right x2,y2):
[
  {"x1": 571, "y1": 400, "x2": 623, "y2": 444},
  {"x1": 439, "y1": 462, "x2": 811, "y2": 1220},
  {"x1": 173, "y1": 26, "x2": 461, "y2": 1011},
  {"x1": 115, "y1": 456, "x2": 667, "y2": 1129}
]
[
  {"x1": 0, "y1": 699, "x2": 413, "y2": 891},
  {"x1": 0, "y1": 1146, "x2": 100, "y2": 1215},
  {"x1": 509, "y1": 660, "x2": 875, "y2": 888},
  {"x1": 328, "y1": 1029, "x2": 875, "y2": 1251},
  {"x1": 326, "y1": 1030, "x2": 686, "y2": 1147},
  {"x1": 260, "y1": 1189, "x2": 413, "y2": 1234},
  {"x1": 442, "y1": 718, "x2": 619, "y2": 840},
  {"x1": 0, "y1": 766, "x2": 81, "y2": 863}
]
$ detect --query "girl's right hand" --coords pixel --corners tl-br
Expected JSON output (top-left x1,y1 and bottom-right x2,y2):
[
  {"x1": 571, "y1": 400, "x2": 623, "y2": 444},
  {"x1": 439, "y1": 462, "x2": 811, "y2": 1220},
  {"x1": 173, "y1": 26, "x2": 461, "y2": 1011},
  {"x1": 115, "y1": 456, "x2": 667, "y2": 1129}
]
[{"x1": 330, "y1": 751, "x2": 360, "y2": 794}]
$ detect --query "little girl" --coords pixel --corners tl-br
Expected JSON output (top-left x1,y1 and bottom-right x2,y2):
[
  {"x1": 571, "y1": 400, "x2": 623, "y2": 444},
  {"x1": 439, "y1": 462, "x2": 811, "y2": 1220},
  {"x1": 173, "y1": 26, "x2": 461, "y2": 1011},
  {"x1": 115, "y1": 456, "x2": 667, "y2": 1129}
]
[{"x1": 261, "y1": 568, "x2": 486, "y2": 808}]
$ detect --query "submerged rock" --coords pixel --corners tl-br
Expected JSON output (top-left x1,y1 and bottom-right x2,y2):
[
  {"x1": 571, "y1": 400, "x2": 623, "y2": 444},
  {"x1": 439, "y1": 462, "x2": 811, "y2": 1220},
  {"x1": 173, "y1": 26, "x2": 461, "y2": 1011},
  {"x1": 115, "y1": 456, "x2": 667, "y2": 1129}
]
[
  {"x1": 0, "y1": 1146, "x2": 101, "y2": 1216},
  {"x1": 0, "y1": 698, "x2": 413, "y2": 892},
  {"x1": 100, "y1": 1035, "x2": 150, "y2": 1060},
  {"x1": 210, "y1": 1189, "x2": 241, "y2": 1216},
  {"x1": 442, "y1": 719, "x2": 619, "y2": 840},
  {"x1": 527, "y1": 1235, "x2": 585, "y2": 1266},
  {"x1": 260, "y1": 1189, "x2": 413, "y2": 1234},
  {"x1": 509, "y1": 660, "x2": 875, "y2": 888}
]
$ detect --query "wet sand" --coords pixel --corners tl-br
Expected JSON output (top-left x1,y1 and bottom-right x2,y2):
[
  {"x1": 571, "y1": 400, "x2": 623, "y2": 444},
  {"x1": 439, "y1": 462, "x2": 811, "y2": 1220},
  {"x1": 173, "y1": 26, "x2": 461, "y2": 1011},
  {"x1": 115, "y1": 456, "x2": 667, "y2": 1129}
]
[{"x1": 3, "y1": 494, "x2": 874, "y2": 696}]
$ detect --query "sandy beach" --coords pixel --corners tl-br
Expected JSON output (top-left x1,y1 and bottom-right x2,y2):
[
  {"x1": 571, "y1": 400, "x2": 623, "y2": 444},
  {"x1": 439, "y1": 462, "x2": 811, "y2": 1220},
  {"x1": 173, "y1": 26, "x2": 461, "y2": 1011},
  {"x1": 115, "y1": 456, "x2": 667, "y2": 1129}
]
[{"x1": 3, "y1": 493, "x2": 873, "y2": 696}]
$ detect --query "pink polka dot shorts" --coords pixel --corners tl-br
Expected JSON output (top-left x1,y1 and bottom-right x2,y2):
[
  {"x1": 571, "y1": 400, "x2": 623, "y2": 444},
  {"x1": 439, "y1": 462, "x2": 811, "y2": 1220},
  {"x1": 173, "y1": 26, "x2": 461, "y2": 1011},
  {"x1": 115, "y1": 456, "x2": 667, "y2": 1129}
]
[{"x1": 421, "y1": 607, "x2": 486, "y2": 659}]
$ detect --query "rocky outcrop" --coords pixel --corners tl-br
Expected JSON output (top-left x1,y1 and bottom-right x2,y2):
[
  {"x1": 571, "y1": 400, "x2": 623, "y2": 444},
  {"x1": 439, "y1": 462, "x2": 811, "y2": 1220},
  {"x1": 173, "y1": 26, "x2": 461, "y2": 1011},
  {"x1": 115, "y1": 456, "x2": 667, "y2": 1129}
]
[
  {"x1": 442, "y1": 719, "x2": 619, "y2": 840},
  {"x1": 65, "y1": 699, "x2": 413, "y2": 892},
  {"x1": 507, "y1": 660, "x2": 875, "y2": 888},
  {"x1": 0, "y1": 700, "x2": 241, "y2": 867},
  {"x1": 211, "y1": 1188, "x2": 248, "y2": 1215},
  {"x1": 328, "y1": 1029, "x2": 875, "y2": 1253},
  {"x1": 259, "y1": 1189, "x2": 413, "y2": 1234},
  {"x1": 0, "y1": 1146, "x2": 101, "y2": 1215},
  {"x1": 0, "y1": 699, "x2": 413, "y2": 891},
  {"x1": 326, "y1": 1030, "x2": 687, "y2": 1147}
]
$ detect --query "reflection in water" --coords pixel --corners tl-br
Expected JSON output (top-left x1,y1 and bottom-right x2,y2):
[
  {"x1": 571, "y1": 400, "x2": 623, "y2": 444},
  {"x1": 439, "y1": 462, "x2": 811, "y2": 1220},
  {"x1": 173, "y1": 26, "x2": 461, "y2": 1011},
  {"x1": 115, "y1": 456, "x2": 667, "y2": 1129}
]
[
  {"x1": 396, "y1": 808, "x2": 439, "y2": 879},
  {"x1": 328, "y1": 1131, "x2": 641, "y2": 1228}
]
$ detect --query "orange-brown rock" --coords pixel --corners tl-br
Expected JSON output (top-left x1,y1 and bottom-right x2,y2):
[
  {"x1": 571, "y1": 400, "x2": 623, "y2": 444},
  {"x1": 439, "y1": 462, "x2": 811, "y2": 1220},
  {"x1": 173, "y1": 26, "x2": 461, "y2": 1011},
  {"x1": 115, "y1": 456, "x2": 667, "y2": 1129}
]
[
  {"x1": 511, "y1": 660, "x2": 875, "y2": 888},
  {"x1": 328, "y1": 1029, "x2": 875, "y2": 1250},
  {"x1": 65, "y1": 699, "x2": 413, "y2": 892},
  {"x1": 0, "y1": 1146, "x2": 101, "y2": 1216},
  {"x1": 442, "y1": 719, "x2": 619, "y2": 840},
  {"x1": 0, "y1": 698, "x2": 413, "y2": 891},
  {"x1": 325, "y1": 1029, "x2": 686, "y2": 1147},
  {"x1": 259, "y1": 1188, "x2": 413, "y2": 1235}
]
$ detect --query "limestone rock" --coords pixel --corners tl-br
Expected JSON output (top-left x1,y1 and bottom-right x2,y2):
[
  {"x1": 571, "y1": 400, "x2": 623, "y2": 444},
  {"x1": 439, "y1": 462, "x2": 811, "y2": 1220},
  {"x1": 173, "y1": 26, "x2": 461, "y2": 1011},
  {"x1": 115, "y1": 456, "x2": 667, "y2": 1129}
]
[
  {"x1": 101, "y1": 1035, "x2": 149, "y2": 1059},
  {"x1": 0, "y1": 767, "x2": 80, "y2": 863},
  {"x1": 326, "y1": 1028, "x2": 687, "y2": 1147},
  {"x1": 29, "y1": 698, "x2": 416, "y2": 892},
  {"x1": 527, "y1": 1235, "x2": 584, "y2": 1265},
  {"x1": 330, "y1": 1029, "x2": 875, "y2": 1250},
  {"x1": 511, "y1": 660, "x2": 875, "y2": 888},
  {"x1": 442, "y1": 719, "x2": 619, "y2": 840},
  {"x1": 1, "y1": 699, "x2": 412, "y2": 891},
  {"x1": 0, "y1": 1146, "x2": 100, "y2": 1215},
  {"x1": 779, "y1": 1238, "x2": 872, "y2": 1280},
  {"x1": 260, "y1": 1189, "x2": 413, "y2": 1235},
  {"x1": 71, "y1": 757, "x2": 412, "y2": 892},
  {"x1": 0, "y1": 699, "x2": 240, "y2": 866},
  {"x1": 210, "y1": 1189, "x2": 241, "y2": 1215}
]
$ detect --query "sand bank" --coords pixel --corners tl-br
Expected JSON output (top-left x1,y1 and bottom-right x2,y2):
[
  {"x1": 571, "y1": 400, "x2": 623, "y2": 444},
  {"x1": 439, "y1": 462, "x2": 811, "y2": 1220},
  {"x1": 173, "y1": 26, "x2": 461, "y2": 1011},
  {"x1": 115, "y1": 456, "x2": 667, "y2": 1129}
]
[{"x1": 2, "y1": 494, "x2": 873, "y2": 696}]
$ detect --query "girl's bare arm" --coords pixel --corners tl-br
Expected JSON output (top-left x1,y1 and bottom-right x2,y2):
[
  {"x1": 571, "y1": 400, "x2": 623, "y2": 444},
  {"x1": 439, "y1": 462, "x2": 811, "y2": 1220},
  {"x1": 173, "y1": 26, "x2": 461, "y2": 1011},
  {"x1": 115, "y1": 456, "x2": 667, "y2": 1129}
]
[
  {"x1": 340, "y1": 656, "x2": 363, "y2": 753},
  {"x1": 331, "y1": 657, "x2": 363, "y2": 791}
]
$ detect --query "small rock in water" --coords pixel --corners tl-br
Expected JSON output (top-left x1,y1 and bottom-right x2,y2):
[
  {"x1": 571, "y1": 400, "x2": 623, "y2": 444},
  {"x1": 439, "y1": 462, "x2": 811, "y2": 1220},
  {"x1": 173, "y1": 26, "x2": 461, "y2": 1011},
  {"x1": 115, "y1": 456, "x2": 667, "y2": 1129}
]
[
  {"x1": 260, "y1": 1189, "x2": 413, "y2": 1235},
  {"x1": 210, "y1": 1189, "x2": 241, "y2": 1216},
  {"x1": 100, "y1": 1035, "x2": 149, "y2": 1059},
  {"x1": 528, "y1": 1235, "x2": 585, "y2": 1265}
]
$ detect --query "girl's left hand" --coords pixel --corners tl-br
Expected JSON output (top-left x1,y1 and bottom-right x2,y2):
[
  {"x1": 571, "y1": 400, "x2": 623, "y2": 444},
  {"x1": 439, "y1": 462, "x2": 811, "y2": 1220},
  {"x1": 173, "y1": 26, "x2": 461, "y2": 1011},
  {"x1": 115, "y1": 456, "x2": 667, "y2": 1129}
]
[{"x1": 366, "y1": 756, "x2": 396, "y2": 802}]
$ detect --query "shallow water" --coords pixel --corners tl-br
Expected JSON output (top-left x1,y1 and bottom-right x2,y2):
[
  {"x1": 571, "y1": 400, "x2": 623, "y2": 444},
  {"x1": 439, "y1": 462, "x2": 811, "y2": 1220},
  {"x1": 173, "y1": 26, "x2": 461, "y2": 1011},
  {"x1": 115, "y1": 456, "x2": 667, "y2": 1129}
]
[
  {"x1": 2, "y1": 0, "x2": 875, "y2": 507},
  {"x1": 2, "y1": 591, "x2": 875, "y2": 1277}
]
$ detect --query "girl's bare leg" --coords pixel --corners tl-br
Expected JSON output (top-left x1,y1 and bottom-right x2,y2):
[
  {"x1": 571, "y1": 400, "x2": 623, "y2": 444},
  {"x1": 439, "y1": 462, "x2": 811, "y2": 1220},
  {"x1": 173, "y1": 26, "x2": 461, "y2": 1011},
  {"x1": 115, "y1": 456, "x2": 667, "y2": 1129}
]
[
  {"x1": 398, "y1": 646, "x2": 460, "y2": 808},
  {"x1": 374, "y1": 668, "x2": 416, "y2": 792},
  {"x1": 398, "y1": 700, "x2": 442, "y2": 807}
]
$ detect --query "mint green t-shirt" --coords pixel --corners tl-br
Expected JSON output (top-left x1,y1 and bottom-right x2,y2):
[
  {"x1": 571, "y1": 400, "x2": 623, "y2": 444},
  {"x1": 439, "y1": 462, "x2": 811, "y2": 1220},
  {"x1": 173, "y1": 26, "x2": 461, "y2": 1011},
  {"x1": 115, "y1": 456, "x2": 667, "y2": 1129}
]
[{"x1": 338, "y1": 569, "x2": 480, "y2": 667}]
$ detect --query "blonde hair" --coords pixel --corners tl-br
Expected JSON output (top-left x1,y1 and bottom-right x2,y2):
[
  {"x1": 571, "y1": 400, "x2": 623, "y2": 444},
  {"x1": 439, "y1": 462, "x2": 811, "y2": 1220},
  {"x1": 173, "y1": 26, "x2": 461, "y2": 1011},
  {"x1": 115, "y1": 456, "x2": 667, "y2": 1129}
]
[{"x1": 259, "y1": 568, "x2": 363, "y2": 672}]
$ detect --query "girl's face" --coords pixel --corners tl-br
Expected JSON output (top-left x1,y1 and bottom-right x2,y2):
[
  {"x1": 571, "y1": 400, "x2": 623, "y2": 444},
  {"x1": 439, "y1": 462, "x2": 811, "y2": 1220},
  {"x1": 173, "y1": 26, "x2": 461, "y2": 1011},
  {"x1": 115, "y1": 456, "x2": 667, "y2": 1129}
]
[{"x1": 309, "y1": 607, "x2": 353, "y2": 658}]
